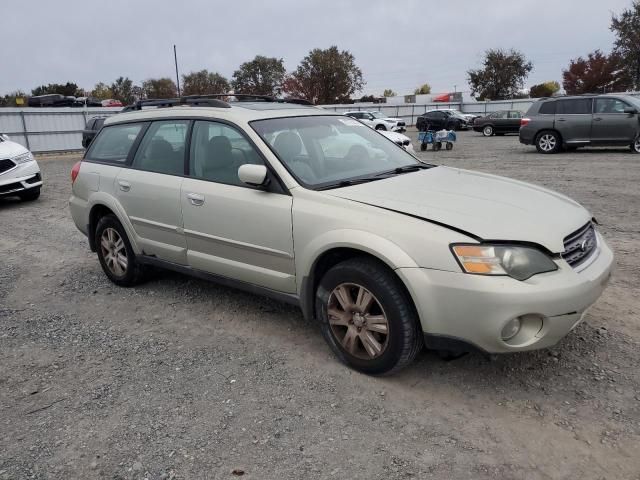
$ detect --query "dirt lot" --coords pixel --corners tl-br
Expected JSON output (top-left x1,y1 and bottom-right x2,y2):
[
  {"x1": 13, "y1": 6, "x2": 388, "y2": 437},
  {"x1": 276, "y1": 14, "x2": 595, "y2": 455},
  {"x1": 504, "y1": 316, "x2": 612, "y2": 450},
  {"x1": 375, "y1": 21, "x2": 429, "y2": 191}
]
[{"x1": 1, "y1": 131, "x2": 639, "y2": 480}]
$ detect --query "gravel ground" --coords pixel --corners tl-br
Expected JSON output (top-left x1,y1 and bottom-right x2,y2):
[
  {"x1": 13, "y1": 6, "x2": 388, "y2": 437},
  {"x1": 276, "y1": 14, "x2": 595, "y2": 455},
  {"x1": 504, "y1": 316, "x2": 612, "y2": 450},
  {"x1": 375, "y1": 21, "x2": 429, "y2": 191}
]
[{"x1": 1, "y1": 132, "x2": 639, "y2": 480}]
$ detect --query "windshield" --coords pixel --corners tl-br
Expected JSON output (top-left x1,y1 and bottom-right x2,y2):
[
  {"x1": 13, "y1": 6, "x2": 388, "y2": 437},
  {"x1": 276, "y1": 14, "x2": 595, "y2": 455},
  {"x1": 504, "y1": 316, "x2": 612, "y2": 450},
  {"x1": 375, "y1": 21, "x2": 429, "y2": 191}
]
[
  {"x1": 371, "y1": 112, "x2": 386, "y2": 119},
  {"x1": 251, "y1": 115, "x2": 426, "y2": 189}
]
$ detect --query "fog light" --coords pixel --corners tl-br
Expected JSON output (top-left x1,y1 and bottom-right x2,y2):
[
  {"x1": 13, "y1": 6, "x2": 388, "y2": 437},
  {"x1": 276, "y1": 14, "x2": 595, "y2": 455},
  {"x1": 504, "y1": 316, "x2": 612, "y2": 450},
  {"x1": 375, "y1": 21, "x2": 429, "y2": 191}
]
[{"x1": 501, "y1": 318, "x2": 522, "y2": 341}]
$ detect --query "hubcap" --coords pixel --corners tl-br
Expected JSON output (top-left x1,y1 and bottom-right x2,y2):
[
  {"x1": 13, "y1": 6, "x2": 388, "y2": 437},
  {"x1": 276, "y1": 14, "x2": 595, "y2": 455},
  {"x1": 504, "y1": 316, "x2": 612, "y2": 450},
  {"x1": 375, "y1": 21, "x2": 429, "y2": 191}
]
[
  {"x1": 100, "y1": 227, "x2": 127, "y2": 276},
  {"x1": 483, "y1": 126, "x2": 492, "y2": 136},
  {"x1": 539, "y1": 134, "x2": 556, "y2": 152},
  {"x1": 327, "y1": 283, "x2": 389, "y2": 360}
]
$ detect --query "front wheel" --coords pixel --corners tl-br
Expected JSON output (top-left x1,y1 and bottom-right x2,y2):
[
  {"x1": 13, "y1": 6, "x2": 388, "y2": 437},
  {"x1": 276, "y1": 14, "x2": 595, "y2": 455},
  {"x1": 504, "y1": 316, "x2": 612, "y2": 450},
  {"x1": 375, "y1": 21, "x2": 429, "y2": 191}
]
[
  {"x1": 420, "y1": 143, "x2": 427, "y2": 151},
  {"x1": 536, "y1": 131, "x2": 561, "y2": 154},
  {"x1": 315, "y1": 257, "x2": 423, "y2": 375},
  {"x1": 375, "y1": 124, "x2": 386, "y2": 131},
  {"x1": 95, "y1": 214, "x2": 146, "y2": 287},
  {"x1": 631, "y1": 137, "x2": 640, "y2": 154},
  {"x1": 482, "y1": 125, "x2": 494, "y2": 137}
]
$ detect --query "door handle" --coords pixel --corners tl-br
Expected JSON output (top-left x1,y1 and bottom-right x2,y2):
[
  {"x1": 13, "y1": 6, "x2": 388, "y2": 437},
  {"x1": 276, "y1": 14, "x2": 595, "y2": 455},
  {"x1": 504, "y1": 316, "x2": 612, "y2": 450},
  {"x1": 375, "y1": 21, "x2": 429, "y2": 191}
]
[
  {"x1": 557, "y1": 118, "x2": 566, "y2": 122},
  {"x1": 186, "y1": 193, "x2": 205, "y2": 206},
  {"x1": 118, "y1": 180, "x2": 131, "y2": 192},
  {"x1": 593, "y1": 117, "x2": 603, "y2": 122}
]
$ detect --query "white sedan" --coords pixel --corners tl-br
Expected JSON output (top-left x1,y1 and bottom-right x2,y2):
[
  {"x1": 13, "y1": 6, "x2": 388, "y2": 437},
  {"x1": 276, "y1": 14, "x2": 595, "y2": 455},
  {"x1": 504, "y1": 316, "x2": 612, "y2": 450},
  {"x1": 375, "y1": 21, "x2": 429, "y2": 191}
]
[
  {"x1": 344, "y1": 111, "x2": 407, "y2": 132},
  {"x1": 0, "y1": 134, "x2": 43, "y2": 201}
]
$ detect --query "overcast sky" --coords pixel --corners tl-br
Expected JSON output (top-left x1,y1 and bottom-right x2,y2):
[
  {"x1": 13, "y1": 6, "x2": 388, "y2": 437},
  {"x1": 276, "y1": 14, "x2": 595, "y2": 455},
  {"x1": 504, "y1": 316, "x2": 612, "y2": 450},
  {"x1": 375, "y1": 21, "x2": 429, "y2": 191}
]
[{"x1": 0, "y1": 0, "x2": 631, "y2": 97}]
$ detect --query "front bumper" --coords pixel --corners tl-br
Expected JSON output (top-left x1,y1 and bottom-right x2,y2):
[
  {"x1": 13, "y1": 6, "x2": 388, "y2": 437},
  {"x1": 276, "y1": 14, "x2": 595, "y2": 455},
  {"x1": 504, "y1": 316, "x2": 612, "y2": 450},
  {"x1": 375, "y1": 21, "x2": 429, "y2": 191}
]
[
  {"x1": 398, "y1": 232, "x2": 614, "y2": 354},
  {"x1": 391, "y1": 124, "x2": 407, "y2": 133},
  {"x1": 0, "y1": 161, "x2": 43, "y2": 196}
]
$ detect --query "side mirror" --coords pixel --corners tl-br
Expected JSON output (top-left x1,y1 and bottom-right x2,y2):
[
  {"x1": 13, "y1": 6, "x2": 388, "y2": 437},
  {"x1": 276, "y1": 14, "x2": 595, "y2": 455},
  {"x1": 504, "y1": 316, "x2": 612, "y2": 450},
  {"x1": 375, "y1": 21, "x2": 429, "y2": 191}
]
[
  {"x1": 238, "y1": 164, "x2": 269, "y2": 188},
  {"x1": 624, "y1": 107, "x2": 637, "y2": 114}
]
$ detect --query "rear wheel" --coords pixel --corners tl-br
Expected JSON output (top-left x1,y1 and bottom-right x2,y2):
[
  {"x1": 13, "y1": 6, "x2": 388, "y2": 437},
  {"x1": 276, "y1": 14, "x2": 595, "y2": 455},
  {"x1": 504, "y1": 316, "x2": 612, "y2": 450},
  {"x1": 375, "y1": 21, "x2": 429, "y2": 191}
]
[
  {"x1": 420, "y1": 143, "x2": 427, "y2": 151},
  {"x1": 18, "y1": 187, "x2": 40, "y2": 201},
  {"x1": 315, "y1": 257, "x2": 423, "y2": 375},
  {"x1": 536, "y1": 131, "x2": 561, "y2": 154},
  {"x1": 95, "y1": 214, "x2": 146, "y2": 287},
  {"x1": 631, "y1": 137, "x2": 640, "y2": 154},
  {"x1": 482, "y1": 125, "x2": 494, "y2": 137},
  {"x1": 446, "y1": 142, "x2": 454, "y2": 150}
]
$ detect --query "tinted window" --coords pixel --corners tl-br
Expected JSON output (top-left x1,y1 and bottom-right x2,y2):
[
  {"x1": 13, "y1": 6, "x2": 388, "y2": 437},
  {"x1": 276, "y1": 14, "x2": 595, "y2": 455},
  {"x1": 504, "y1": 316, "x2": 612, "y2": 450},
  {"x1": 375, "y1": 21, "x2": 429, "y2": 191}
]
[
  {"x1": 189, "y1": 121, "x2": 263, "y2": 186},
  {"x1": 86, "y1": 123, "x2": 144, "y2": 163},
  {"x1": 508, "y1": 111, "x2": 522, "y2": 119},
  {"x1": 595, "y1": 98, "x2": 629, "y2": 114},
  {"x1": 132, "y1": 120, "x2": 189, "y2": 175},
  {"x1": 539, "y1": 101, "x2": 556, "y2": 114},
  {"x1": 557, "y1": 99, "x2": 592, "y2": 115}
]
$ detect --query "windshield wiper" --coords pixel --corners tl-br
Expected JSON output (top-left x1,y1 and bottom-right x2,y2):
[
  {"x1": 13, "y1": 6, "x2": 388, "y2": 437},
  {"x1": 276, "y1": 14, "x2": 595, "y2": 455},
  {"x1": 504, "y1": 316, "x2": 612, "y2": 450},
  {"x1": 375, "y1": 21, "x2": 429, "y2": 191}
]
[
  {"x1": 375, "y1": 164, "x2": 432, "y2": 177},
  {"x1": 317, "y1": 176, "x2": 385, "y2": 190}
]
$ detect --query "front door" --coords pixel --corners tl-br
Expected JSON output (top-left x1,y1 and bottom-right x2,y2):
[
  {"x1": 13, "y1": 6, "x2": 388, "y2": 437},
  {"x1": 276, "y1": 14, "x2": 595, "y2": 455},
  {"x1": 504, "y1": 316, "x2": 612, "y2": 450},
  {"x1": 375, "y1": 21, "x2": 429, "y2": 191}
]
[
  {"x1": 180, "y1": 120, "x2": 296, "y2": 293},
  {"x1": 591, "y1": 97, "x2": 639, "y2": 145},
  {"x1": 115, "y1": 119, "x2": 190, "y2": 265},
  {"x1": 555, "y1": 98, "x2": 593, "y2": 144}
]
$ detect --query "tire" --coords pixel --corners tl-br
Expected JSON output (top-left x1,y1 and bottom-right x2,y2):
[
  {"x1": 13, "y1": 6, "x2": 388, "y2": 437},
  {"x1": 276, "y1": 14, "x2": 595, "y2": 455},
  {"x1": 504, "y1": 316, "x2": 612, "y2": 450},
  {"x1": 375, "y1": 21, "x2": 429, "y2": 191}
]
[
  {"x1": 631, "y1": 136, "x2": 640, "y2": 154},
  {"x1": 535, "y1": 130, "x2": 562, "y2": 154},
  {"x1": 375, "y1": 124, "x2": 386, "y2": 131},
  {"x1": 482, "y1": 125, "x2": 494, "y2": 137},
  {"x1": 18, "y1": 187, "x2": 40, "y2": 201},
  {"x1": 420, "y1": 143, "x2": 427, "y2": 152},
  {"x1": 446, "y1": 142, "x2": 453, "y2": 151},
  {"x1": 315, "y1": 257, "x2": 423, "y2": 375},
  {"x1": 95, "y1": 214, "x2": 146, "y2": 287}
]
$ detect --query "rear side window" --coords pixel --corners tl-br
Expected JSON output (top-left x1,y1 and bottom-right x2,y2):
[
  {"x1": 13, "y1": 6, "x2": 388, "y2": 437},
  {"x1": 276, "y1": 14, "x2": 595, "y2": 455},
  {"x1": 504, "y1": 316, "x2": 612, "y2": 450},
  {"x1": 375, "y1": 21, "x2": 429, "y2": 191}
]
[
  {"x1": 86, "y1": 123, "x2": 144, "y2": 163},
  {"x1": 132, "y1": 120, "x2": 189, "y2": 176},
  {"x1": 538, "y1": 101, "x2": 556, "y2": 114},
  {"x1": 557, "y1": 99, "x2": 592, "y2": 115},
  {"x1": 508, "y1": 111, "x2": 522, "y2": 119}
]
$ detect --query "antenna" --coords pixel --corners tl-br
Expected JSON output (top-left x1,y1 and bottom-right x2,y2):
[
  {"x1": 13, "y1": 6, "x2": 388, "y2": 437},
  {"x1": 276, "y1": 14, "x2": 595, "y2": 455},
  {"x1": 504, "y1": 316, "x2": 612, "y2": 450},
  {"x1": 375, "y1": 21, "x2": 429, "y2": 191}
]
[{"x1": 174, "y1": 45, "x2": 181, "y2": 97}]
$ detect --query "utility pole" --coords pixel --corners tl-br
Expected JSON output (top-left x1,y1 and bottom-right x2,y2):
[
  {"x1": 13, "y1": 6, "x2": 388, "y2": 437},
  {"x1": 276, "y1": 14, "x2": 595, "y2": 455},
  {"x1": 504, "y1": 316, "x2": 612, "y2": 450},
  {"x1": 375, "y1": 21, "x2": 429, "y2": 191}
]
[{"x1": 174, "y1": 45, "x2": 181, "y2": 97}]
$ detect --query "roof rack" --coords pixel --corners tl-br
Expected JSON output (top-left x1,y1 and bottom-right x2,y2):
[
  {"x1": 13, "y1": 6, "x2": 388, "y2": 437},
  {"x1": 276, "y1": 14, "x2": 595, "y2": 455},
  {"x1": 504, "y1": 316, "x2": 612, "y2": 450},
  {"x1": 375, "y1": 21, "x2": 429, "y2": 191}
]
[
  {"x1": 127, "y1": 94, "x2": 314, "y2": 110},
  {"x1": 183, "y1": 94, "x2": 314, "y2": 105}
]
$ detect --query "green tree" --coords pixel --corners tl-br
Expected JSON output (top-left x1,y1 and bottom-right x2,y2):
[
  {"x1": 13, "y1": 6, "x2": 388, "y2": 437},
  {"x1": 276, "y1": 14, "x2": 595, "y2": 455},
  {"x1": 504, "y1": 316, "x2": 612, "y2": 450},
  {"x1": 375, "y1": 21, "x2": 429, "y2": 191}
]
[
  {"x1": 562, "y1": 50, "x2": 630, "y2": 94},
  {"x1": 383, "y1": 88, "x2": 396, "y2": 97},
  {"x1": 142, "y1": 78, "x2": 177, "y2": 99},
  {"x1": 413, "y1": 83, "x2": 431, "y2": 95},
  {"x1": 90, "y1": 82, "x2": 114, "y2": 100},
  {"x1": 182, "y1": 70, "x2": 230, "y2": 96},
  {"x1": 467, "y1": 49, "x2": 533, "y2": 100},
  {"x1": 282, "y1": 46, "x2": 364, "y2": 104},
  {"x1": 529, "y1": 81, "x2": 561, "y2": 98},
  {"x1": 31, "y1": 82, "x2": 82, "y2": 97},
  {"x1": 110, "y1": 77, "x2": 136, "y2": 105},
  {"x1": 0, "y1": 90, "x2": 27, "y2": 107},
  {"x1": 611, "y1": 1, "x2": 640, "y2": 90},
  {"x1": 231, "y1": 56, "x2": 286, "y2": 96}
]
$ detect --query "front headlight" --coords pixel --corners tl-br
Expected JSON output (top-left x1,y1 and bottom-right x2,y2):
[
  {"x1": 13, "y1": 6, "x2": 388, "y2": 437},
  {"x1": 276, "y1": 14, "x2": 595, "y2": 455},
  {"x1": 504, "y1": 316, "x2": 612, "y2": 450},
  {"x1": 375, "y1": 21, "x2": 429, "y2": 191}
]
[
  {"x1": 451, "y1": 244, "x2": 558, "y2": 281},
  {"x1": 12, "y1": 152, "x2": 35, "y2": 164}
]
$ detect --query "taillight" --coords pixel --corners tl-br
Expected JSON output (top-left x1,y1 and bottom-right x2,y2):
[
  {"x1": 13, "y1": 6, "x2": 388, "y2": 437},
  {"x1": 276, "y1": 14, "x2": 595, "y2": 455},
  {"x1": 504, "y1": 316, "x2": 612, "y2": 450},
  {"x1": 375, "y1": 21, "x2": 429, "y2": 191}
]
[
  {"x1": 71, "y1": 161, "x2": 81, "y2": 183},
  {"x1": 520, "y1": 118, "x2": 531, "y2": 127}
]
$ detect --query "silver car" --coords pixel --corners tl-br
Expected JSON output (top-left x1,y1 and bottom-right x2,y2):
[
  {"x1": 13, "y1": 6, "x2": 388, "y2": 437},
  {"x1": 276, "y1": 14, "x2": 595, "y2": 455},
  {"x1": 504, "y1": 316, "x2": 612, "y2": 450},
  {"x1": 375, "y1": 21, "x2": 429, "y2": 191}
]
[{"x1": 69, "y1": 97, "x2": 614, "y2": 375}]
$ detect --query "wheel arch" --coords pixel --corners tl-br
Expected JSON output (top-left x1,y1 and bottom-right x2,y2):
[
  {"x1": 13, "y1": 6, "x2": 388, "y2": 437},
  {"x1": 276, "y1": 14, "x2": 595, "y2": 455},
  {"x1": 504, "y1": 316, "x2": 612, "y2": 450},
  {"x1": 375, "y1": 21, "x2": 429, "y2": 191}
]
[
  {"x1": 535, "y1": 128, "x2": 564, "y2": 145},
  {"x1": 87, "y1": 193, "x2": 141, "y2": 254}
]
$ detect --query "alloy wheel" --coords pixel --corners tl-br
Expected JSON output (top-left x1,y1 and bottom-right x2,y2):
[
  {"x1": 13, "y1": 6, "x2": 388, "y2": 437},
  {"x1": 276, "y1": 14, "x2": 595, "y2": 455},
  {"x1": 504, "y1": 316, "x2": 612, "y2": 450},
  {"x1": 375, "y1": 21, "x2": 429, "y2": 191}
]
[
  {"x1": 327, "y1": 283, "x2": 389, "y2": 360},
  {"x1": 634, "y1": 137, "x2": 640, "y2": 153},
  {"x1": 483, "y1": 126, "x2": 493, "y2": 136},
  {"x1": 100, "y1": 227, "x2": 128, "y2": 276},
  {"x1": 539, "y1": 134, "x2": 557, "y2": 152}
]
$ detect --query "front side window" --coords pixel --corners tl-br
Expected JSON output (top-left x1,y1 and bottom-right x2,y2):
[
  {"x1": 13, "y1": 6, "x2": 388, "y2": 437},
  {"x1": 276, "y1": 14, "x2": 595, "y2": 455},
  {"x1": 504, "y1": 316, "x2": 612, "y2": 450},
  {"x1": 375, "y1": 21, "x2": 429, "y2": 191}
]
[
  {"x1": 86, "y1": 123, "x2": 144, "y2": 163},
  {"x1": 252, "y1": 115, "x2": 425, "y2": 189},
  {"x1": 189, "y1": 121, "x2": 264, "y2": 186},
  {"x1": 132, "y1": 120, "x2": 189, "y2": 176},
  {"x1": 557, "y1": 99, "x2": 592, "y2": 115},
  {"x1": 595, "y1": 98, "x2": 628, "y2": 114}
]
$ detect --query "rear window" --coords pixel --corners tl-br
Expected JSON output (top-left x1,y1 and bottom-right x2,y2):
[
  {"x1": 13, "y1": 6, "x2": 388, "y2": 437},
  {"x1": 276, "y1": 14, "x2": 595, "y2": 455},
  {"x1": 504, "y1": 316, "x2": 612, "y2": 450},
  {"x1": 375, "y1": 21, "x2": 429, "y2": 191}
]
[
  {"x1": 557, "y1": 98, "x2": 593, "y2": 115},
  {"x1": 86, "y1": 123, "x2": 144, "y2": 163},
  {"x1": 539, "y1": 101, "x2": 556, "y2": 114}
]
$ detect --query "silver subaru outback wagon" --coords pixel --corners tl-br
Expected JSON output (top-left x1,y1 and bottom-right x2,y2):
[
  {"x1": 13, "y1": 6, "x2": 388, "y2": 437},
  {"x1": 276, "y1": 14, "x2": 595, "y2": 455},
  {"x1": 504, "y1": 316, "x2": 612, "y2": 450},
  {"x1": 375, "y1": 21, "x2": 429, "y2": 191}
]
[{"x1": 70, "y1": 95, "x2": 613, "y2": 375}]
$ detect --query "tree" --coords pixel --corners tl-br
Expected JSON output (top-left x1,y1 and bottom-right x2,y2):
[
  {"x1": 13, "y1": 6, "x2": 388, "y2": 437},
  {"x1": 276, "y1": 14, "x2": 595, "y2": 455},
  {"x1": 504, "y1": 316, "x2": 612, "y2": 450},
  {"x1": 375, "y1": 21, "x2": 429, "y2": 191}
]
[
  {"x1": 31, "y1": 82, "x2": 81, "y2": 97},
  {"x1": 413, "y1": 83, "x2": 431, "y2": 95},
  {"x1": 383, "y1": 89, "x2": 396, "y2": 97},
  {"x1": 282, "y1": 46, "x2": 364, "y2": 104},
  {"x1": 231, "y1": 56, "x2": 286, "y2": 96},
  {"x1": 611, "y1": 1, "x2": 640, "y2": 90},
  {"x1": 142, "y1": 78, "x2": 177, "y2": 99},
  {"x1": 110, "y1": 77, "x2": 136, "y2": 105},
  {"x1": 90, "y1": 82, "x2": 113, "y2": 100},
  {"x1": 562, "y1": 50, "x2": 630, "y2": 94},
  {"x1": 0, "y1": 90, "x2": 27, "y2": 107},
  {"x1": 529, "y1": 81, "x2": 561, "y2": 98},
  {"x1": 467, "y1": 49, "x2": 533, "y2": 100},
  {"x1": 182, "y1": 70, "x2": 230, "y2": 96}
]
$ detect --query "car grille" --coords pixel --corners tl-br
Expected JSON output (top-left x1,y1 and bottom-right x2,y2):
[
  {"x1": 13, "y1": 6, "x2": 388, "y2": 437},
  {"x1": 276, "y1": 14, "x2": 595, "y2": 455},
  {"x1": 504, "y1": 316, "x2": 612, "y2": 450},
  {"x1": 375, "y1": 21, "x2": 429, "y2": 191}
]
[
  {"x1": 0, "y1": 158, "x2": 16, "y2": 175},
  {"x1": 397, "y1": 121, "x2": 406, "y2": 127},
  {"x1": 562, "y1": 222, "x2": 598, "y2": 268}
]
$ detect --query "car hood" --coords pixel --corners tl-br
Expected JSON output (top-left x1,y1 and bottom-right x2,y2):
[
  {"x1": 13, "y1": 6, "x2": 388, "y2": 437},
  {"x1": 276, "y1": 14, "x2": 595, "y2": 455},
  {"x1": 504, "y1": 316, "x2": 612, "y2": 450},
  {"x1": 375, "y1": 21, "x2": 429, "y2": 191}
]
[
  {"x1": 325, "y1": 166, "x2": 591, "y2": 253},
  {"x1": 382, "y1": 117, "x2": 402, "y2": 122},
  {"x1": 379, "y1": 131, "x2": 410, "y2": 142},
  {"x1": 0, "y1": 139, "x2": 29, "y2": 158}
]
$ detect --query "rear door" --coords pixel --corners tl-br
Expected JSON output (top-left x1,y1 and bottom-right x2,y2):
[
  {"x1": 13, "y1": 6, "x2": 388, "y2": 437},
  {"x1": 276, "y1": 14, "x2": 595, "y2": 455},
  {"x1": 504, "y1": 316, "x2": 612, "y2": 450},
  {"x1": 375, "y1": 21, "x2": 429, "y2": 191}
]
[
  {"x1": 115, "y1": 120, "x2": 190, "y2": 265},
  {"x1": 555, "y1": 98, "x2": 593, "y2": 144},
  {"x1": 592, "y1": 97, "x2": 638, "y2": 144}
]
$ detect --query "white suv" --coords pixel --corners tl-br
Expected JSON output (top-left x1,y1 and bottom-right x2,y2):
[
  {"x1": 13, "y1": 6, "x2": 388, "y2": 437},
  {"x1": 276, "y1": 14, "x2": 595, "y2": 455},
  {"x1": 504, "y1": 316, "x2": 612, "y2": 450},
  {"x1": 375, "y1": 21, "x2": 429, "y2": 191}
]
[
  {"x1": 344, "y1": 111, "x2": 406, "y2": 132},
  {"x1": 0, "y1": 134, "x2": 43, "y2": 201},
  {"x1": 69, "y1": 95, "x2": 614, "y2": 375}
]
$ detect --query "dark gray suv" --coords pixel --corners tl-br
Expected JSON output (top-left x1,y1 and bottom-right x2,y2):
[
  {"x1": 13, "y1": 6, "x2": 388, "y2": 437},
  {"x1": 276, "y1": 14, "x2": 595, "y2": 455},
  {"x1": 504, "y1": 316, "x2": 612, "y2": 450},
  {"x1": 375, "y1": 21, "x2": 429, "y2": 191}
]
[{"x1": 520, "y1": 94, "x2": 640, "y2": 154}]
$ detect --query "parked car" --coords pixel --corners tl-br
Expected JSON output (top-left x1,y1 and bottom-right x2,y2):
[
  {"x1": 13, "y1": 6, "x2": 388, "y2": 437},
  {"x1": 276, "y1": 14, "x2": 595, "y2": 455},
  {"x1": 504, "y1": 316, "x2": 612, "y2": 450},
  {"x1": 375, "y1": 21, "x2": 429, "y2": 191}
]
[
  {"x1": 69, "y1": 96, "x2": 613, "y2": 375},
  {"x1": 344, "y1": 111, "x2": 406, "y2": 132},
  {"x1": 0, "y1": 134, "x2": 43, "y2": 201},
  {"x1": 433, "y1": 109, "x2": 479, "y2": 124},
  {"x1": 472, "y1": 110, "x2": 523, "y2": 136},
  {"x1": 416, "y1": 110, "x2": 468, "y2": 131},
  {"x1": 379, "y1": 130, "x2": 415, "y2": 154},
  {"x1": 27, "y1": 94, "x2": 76, "y2": 107},
  {"x1": 520, "y1": 94, "x2": 640, "y2": 154},
  {"x1": 82, "y1": 116, "x2": 108, "y2": 148},
  {"x1": 102, "y1": 99, "x2": 124, "y2": 107}
]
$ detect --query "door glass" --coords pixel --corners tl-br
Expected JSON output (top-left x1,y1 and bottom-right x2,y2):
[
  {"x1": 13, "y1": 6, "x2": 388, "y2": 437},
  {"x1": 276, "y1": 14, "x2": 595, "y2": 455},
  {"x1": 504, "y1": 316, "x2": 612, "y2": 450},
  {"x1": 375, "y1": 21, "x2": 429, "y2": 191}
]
[
  {"x1": 86, "y1": 123, "x2": 144, "y2": 163},
  {"x1": 539, "y1": 101, "x2": 556, "y2": 114},
  {"x1": 508, "y1": 111, "x2": 522, "y2": 119},
  {"x1": 557, "y1": 99, "x2": 592, "y2": 115},
  {"x1": 189, "y1": 121, "x2": 264, "y2": 186},
  {"x1": 132, "y1": 120, "x2": 189, "y2": 175},
  {"x1": 595, "y1": 98, "x2": 628, "y2": 114}
]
